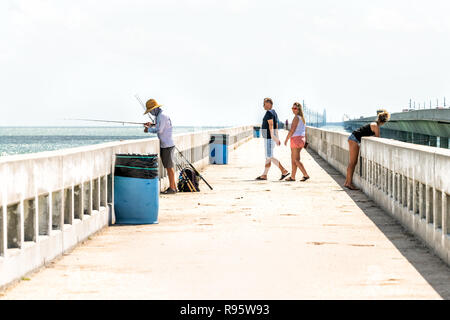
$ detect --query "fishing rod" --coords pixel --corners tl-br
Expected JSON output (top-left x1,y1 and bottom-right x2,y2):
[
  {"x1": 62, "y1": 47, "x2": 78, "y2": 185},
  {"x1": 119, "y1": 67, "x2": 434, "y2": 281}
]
[
  {"x1": 135, "y1": 94, "x2": 155, "y2": 123},
  {"x1": 135, "y1": 94, "x2": 214, "y2": 190},
  {"x1": 66, "y1": 96, "x2": 156, "y2": 126},
  {"x1": 66, "y1": 118, "x2": 148, "y2": 126}
]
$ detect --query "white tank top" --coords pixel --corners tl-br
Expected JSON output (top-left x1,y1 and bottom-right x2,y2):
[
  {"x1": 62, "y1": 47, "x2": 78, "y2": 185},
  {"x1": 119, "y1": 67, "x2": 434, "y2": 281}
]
[{"x1": 292, "y1": 115, "x2": 306, "y2": 137}]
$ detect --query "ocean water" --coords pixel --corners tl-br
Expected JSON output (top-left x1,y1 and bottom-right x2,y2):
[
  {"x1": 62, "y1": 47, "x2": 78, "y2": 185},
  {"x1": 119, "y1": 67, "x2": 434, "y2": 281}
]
[
  {"x1": 0, "y1": 126, "x2": 226, "y2": 157},
  {"x1": 320, "y1": 125, "x2": 349, "y2": 133}
]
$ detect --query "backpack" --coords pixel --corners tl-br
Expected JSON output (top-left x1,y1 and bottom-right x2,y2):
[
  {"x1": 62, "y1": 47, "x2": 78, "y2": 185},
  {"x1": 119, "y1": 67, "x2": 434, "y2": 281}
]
[{"x1": 177, "y1": 168, "x2": 200, "y2": 192}]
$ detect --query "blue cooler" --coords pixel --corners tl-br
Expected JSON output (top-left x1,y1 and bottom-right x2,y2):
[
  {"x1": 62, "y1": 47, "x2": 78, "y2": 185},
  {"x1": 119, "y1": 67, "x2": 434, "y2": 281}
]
[
  {"x1": 114, "y1": 154, "x2": 159, "y2": 224},
  {"x1": 209, "y1": 134, "x2": 229, "y2": 165},
  {"x1": 253, "y1": 126, "x2": 261, "y2": 138}
]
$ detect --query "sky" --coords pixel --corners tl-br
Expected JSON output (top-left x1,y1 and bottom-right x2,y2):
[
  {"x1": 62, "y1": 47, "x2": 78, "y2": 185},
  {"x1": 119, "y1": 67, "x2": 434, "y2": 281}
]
[{"x1": 1, "y1": 0, "x2": 449, "y2": 126}]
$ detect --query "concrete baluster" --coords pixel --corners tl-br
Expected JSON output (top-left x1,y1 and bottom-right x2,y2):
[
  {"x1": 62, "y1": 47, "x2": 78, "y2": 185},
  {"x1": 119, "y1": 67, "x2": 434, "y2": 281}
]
[
  {"x1": 413, "y1": 181, "x2": 419, "y2": 215},
  {"x1": 1, "y1": 205, "x2": 5, "y2": 256},
  {"x1": 74, "y1": 184, "x2": 82, "y2": 220},
  {"x1": 375, "y1": 164, "x2": 379, "y2": 188},
  {"x1": 52, "y1": 190, "x2": 63, "y2": 231},
  {"x1": 82, "y1": 181, "x2": 92, "y2": 216},
  {"x1": 419, "y1": 183, "x2": 425, "y2": 219},
  {"x1": 38, "y1": 194, "x2": 50, "y2": 236},
  {"x1": 388, "y1": 170, "x2": 392, "y2": 197},
  {"x1": 402, "y1": 176, "x2": 407, "y2": 208},
  {"x1": 377, "y1": 164, "x2": 381, "y2": 189},
  {"x1": 393, "y1": 172, "x2": 397, "y2": 201},
  {"x1": 93, "y1": 178, "x2": 100, "y2": 212},
  {"x1": 369, "y1": 161, "x2": 373, "y2": 186},
  {"x1": 426, "y1": 186, "x2": 433, "y2": 224},
  {"x1": 7, "y1": 202, "x2": 22, "y2": 249},
  {"x1": 64, "y1": 186, "x2": 74, "y2": 225},
  {"x1": 442, "y1": 193, "x2": 448, "y2": 235},
  {"x1": 19, "y1": 199, "x2": 24, "y2": 247},
  {"x1": 408, "y1": 179, "x2": 413, "y2": 212},
  {"x1": 100, "y1": 176, "x2": 107, "y2": 208},
  {"x1": 23, "y1": 196, "x2": 38, "y2": 242},
  {"x1": 434, "y1": 189, "x2": 443, "y2": 230},
  {"x1": 107, "y1": 173, "x2": 114, "y2": 225}
]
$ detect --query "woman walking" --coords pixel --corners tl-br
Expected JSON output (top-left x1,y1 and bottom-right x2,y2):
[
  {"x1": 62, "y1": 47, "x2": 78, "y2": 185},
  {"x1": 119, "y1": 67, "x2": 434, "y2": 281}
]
[
  {"x1": 284, "y1": 102, "x2": 310, "y2": 182},
  {"x1": 344, "y1": 110, "x2": 390, "y2": 190}
]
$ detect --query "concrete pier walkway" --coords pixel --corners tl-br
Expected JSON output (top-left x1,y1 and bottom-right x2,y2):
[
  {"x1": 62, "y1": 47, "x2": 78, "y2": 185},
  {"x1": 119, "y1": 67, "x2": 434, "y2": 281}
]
[{"x1": 2, "y1": 134, "x2": 450, "y2": 299}]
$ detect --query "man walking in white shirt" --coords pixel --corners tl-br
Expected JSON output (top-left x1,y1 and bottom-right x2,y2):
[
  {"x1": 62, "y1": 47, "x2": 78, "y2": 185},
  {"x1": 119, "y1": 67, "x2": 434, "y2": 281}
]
[{"x1": 144, "y1": 99, "x2": 177, "y2": 194}]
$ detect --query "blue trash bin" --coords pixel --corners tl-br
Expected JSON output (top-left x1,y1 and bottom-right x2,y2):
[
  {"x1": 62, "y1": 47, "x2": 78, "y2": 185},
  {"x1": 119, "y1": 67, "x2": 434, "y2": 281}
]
[
  {"x1": 253, "y1": 126, "x2": 261, "y2": 138},
  {"x1": 114, "y1": 154, "x2": 159, "y2": 224},
  {"x1": 209, "y1": 134, "x2": 229, "y2": 165}
]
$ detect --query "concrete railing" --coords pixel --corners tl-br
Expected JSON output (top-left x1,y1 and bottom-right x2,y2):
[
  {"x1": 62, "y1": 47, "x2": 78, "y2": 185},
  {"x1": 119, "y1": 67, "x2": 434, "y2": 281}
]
[
  {"x1": 0, "y1": 125, "x2": 253, "y2": 288},
  {"x1": 307, "y1": 126, "x2": 450, "y2": 265}
]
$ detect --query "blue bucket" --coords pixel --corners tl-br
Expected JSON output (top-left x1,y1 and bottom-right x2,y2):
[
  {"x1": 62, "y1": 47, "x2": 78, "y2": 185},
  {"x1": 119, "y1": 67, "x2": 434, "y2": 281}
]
[
  {"x1": 253, "y1": 126, "x2": 261, "y2": 138},
  {"x1": 114, "y1": 154, "x2": 159, "y2": 224}
]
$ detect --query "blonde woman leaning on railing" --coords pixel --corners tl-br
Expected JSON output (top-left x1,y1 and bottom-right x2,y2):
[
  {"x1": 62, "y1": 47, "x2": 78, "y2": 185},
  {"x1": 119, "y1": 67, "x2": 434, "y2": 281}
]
[{"x1": 344, "y1": 110, "x2": 390, "y2": 190}]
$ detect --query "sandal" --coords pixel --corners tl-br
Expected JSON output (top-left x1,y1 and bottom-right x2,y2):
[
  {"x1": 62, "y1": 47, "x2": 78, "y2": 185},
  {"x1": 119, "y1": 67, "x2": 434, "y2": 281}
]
[
  {"x1": 279, "y1": 172, "x2": 290, "y2": 181},
  {"x1": 161, "y1": 188, "x2": 177, "y2": 195},
  {"x1": 300, "y1": 176, "x2": 310, "y2": 182},
  {"x1": 285, "y1": 177, "x2": 296, "y2": 182},
  {"x1": 344, "y1": 185, "x2": 359, "y2": 191},
  {"x1": 255, "y1": 176, "x2": 267, "y2": 181}
]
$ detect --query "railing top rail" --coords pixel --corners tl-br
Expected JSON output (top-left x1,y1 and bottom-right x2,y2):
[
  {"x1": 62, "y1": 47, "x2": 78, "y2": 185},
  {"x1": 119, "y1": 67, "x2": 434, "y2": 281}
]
[
  {"x1": 307, "y1": 126, "x2": 450, "y2": 156},
  {"x1": 362, "y1": 136, "x2": 450, "y2": 156},
  {"x1": 0, "y1": 137, "x2": 159, "y2": 164}
]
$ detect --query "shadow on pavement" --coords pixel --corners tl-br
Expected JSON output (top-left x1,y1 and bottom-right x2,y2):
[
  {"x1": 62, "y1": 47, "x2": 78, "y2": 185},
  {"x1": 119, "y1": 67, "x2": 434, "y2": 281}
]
[{"x1": 307, "y1": 148, "x2": 450, "y2": 300}]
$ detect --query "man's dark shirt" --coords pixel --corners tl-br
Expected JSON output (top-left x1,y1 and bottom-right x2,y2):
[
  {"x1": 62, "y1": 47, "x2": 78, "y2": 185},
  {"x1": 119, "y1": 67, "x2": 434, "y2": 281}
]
[{"x1": 261, "y1": 109, "x2": 279, "y2": 139}]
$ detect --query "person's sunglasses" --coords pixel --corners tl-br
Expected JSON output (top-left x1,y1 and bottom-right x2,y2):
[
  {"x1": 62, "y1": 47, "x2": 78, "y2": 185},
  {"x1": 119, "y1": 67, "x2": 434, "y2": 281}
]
[{"x1": 292, "y1": 107, "x2": 298, "y2": 110}]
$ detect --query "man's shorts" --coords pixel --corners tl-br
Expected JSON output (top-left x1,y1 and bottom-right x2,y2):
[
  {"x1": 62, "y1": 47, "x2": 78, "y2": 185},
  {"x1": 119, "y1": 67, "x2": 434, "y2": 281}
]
[
  {"x1": 264, "y1": 138, "x2": 275, "y2": 159},
  {"x1": 160, "y1": 146, "x2": 175, "y2": 169}
]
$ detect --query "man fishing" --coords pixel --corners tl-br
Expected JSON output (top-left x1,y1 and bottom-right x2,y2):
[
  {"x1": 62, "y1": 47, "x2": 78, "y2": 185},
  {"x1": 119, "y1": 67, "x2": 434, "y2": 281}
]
[{"x1": 143, "y1": 99, "x2": 177, "y2": 195}]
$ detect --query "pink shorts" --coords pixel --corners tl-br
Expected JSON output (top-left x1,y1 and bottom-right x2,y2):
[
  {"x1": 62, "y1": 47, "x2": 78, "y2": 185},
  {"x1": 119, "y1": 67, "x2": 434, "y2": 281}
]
[{"x1": 290, "y1": 135, "x2": 306, "y2": 149}]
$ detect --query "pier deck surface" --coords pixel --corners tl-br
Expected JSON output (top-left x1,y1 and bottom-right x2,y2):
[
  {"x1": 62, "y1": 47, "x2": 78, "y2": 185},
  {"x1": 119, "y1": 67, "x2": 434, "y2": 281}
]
[{"x1": 2, "y1": 133, "x2": 450, "y2": 299}]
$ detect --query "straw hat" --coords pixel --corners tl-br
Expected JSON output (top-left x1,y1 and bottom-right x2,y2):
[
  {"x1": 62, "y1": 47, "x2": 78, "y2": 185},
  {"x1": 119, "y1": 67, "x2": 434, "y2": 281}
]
[{"x1": 144, "y1": 99, "x2": 163, "y2": 114}]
